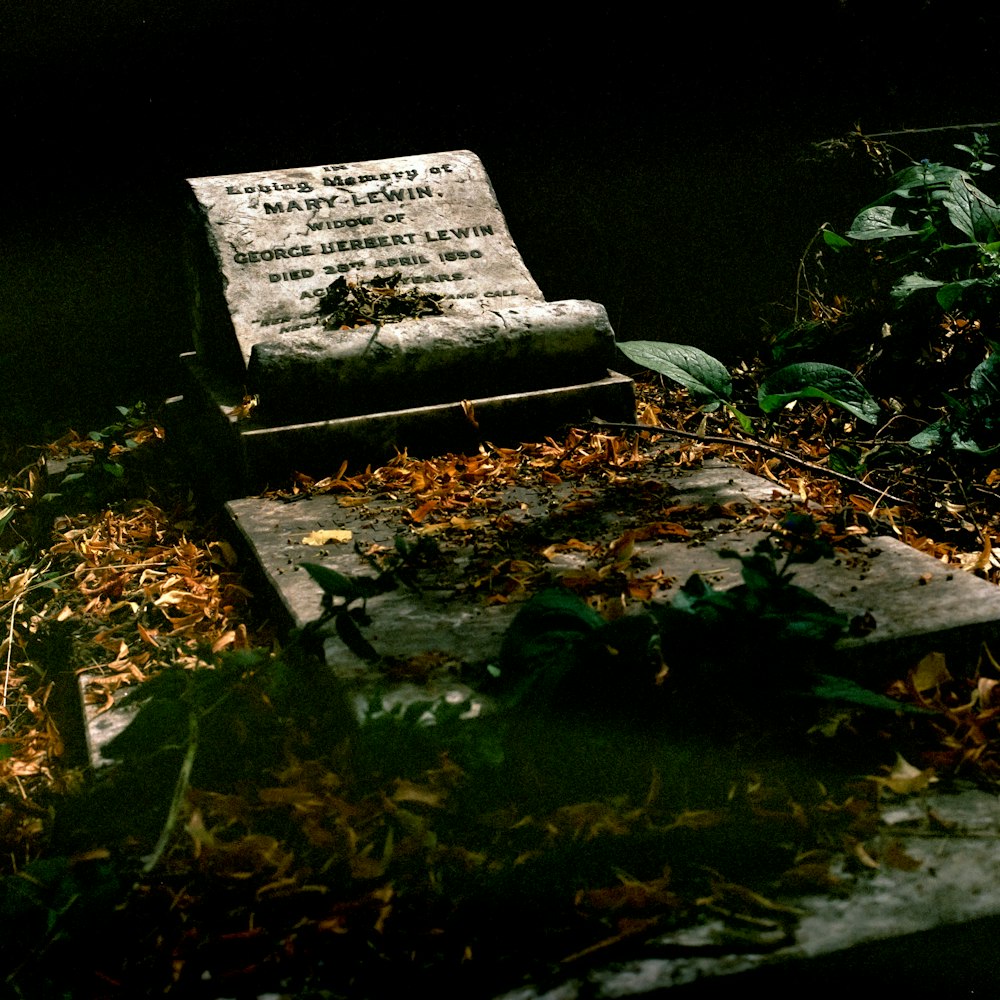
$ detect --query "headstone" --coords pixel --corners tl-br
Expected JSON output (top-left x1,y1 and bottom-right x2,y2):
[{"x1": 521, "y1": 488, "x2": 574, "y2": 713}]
[{"x1": 181, "y1": 150, "x2": 634, "y2": 488}]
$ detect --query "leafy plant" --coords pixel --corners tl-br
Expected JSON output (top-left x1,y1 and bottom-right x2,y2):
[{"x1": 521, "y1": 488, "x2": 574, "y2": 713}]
[
  {"x1": 757, "y1": 362, "x2": 880, "y2": 424},
  {"x1": 909, "y1": 348, "x2": 1000, "y2": 455},
  {"x1": 615, "y1": 341, "x2": 732, "y2": 410},
  {"x1": 845, "y1": 158, "x2": 1000, "y2": 314},
  {"x1": 47, "y1": 402, "x2": 163, "y2": 504},
  {"x1": 494, "y1": 517, "x2": 927, "y2": 722},
  {"x1": 623, "y1": 134, "x2": 1000, "y2": 459},
  {"x1": 617, "y1": 339, "x2": 876, "y2": 428}
]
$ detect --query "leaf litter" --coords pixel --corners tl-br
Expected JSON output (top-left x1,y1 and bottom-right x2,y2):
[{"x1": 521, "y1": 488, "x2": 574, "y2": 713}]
[{"x1": 2, "y1": 382, "x2": 1000, "y2": 995}]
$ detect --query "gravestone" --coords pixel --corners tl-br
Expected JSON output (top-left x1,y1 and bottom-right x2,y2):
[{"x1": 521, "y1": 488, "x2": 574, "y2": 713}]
[{"x1": 181, "y1": 150, "x2": 634, "y2": 491}]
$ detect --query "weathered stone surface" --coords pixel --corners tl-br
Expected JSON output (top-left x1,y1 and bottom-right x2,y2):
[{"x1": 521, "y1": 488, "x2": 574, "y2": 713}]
[
  {"x1": 217, "y1": 454, "x2": 1000, "y2": 995},
  {"x1": 493, "y1": 785, "x2": 1000, "y2": 996},
  {"x1": 186, "y1": 150, "x2": 543, "y2": 377},
  {"x1": 81, "y1": 455, "x2": 1000, "y2": 992},
  {"x1": 224, "y1": 457, "x2": 1000, "y2": 679},
  {"x1": 183, "y1": 149, "x2": 635, "y2": 479},
  {"x1": 246, "y1": 299, "x2": 616, "y2": 421}
]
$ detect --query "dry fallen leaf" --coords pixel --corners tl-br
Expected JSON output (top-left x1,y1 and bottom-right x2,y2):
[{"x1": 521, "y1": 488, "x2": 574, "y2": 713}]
[
  {"x1": 868, "y1": 753, "x2": 937, "y2": 795},
  {"x1": 301, "y1": 529, "x2": 353, "y2": 546},
  {"x1": 910, "y1": 652, "x2": 952, "y2": 693}
]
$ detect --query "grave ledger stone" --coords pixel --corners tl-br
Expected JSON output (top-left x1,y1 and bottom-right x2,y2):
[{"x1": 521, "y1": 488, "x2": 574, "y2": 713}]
[{"x1": 182, "y1": 150, "x2": 634, "y2": 489}]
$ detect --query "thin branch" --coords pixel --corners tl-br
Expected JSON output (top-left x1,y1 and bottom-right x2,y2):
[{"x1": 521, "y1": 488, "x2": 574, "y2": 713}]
[
  {"x1": 866, "y1": 122, "x2": 1000, "y2": 139},
  {"x1": 589, "y1": 418, "x2": 911, "y2": 505},
  {"x1": 3, "y1": 593, "x2": 20, "y2": 714},
  {"x1": 141, "y1": 709, "x2": 198, "y2": 875}
]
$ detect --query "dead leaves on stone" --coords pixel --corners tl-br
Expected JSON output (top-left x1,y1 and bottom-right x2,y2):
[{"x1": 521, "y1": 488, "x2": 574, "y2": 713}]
[{"x1": 1, "y1": 498, "x2": 253, "y2": 805}]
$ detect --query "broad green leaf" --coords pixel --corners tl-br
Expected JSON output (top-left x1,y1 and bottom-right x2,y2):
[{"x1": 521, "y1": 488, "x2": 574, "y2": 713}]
[
  {"x1": 616, "y1": 341, "x2": 732, "y2": 406},
  {"x1": 846, "y1": 204, "x2": 924, "y2": 240},
  {"x1": 301, "y1": 562, "x2": 362, "y2": 600},
  {"x1": 891, "y1": 273, "x2": 943, "y2": 308},
  {"x1": 758, "y1": 363, "x2": 880, "y2": 424},
  {"x1": 810, "y1": 674, "x2": 933, "y2": 714},
  {"x1": 908, "y1": 422, "x2": 945, "y2": 451},
  {"x1": 936, "y1": 279, "x2": 985, "y2": 311},
  {"x1": 971, "y1": 353, "x2": 1000, "y2": 399},
  {"x1": 498, "y1": 589, "x2": 603, "y2": 678},
  {"x1": 822, "y1": 230, "x2": 852, "y2": 250},
  {"x1": 940, "y1": 172, "x2": 1000, "y2": 242}
]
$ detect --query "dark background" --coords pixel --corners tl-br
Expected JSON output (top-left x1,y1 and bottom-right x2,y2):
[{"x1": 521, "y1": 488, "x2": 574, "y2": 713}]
[{"x1": 1, "y1": 1, "x2": 998, "y2": 433}]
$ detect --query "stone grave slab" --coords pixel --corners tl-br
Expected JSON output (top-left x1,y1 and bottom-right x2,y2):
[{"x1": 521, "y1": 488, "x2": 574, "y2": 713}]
[
  {"x1": 80, "y1": 454, "x2": 1000, "y2": 992},
  {"x1": 491, "y1": 784, "x2": 1000, "y2": 995},
  {"x1": 225, "y1": 458, "x2": 1000, "y2": 683},
  {"x1": 182, "y1": 150, "x2": 634, "y2": 491},
  {"x1": 218, "y1": 455, "x2": 1000, "y2": 996}
]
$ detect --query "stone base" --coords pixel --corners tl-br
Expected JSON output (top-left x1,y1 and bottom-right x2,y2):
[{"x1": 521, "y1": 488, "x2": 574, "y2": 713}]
[{"x1": 177, "y1": 351, "x2": 635, "y2": 496}]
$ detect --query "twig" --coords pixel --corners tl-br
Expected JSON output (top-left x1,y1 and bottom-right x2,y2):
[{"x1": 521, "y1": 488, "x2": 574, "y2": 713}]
[
  {"x1": 589, "y1": 418, "x2": 911, "y2": 505},
  {"x1": 141, "y1": 710, "x2": 198, "y2": 875},
  {"x1": 866, "y1": 121, "x2": 1000, "y2": 139},
  {"x1": 3, "y1": 593, "x2": 20, "y2": 714}
]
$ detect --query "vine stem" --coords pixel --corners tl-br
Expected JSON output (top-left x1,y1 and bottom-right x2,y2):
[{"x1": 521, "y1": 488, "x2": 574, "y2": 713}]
[{"x1": 588, "y1": 418, "x2": 911, "y2": 505}]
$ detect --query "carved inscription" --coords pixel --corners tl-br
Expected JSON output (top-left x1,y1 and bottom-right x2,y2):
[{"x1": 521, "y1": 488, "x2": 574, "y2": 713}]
[{"x1": 187, "y1": 151, "x2": 542, "y2": 366}]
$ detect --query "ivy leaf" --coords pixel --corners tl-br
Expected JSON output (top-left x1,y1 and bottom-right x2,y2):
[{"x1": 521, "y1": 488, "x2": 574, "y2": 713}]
[
  {"x1": 758, "y1": 363, "x2": 880, "y2": 424},
  {"x1": 616, "y1": 341, "x2": 732, "y2": 408}
]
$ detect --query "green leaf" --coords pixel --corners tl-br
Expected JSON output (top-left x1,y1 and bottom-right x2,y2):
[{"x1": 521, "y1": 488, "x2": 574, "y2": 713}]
[
  {"x1": 970, "y1": 353, "x2": 1000, "y2": 400},
  {"x1": 725, "y1": 404, "x2": 754, "y2": 435},
  {"x1": 936, "y1": 279, "x2": 985, "y2": 311},
  {"x1": 809, "y1": 674, "x2": 933, "y2": 714},
  {"x1": 758, "y1": 363, "x2": 880, "y2": 424},
  {"x1": 822, "y1": 229, "x2": 853, "y2": 250},
  {"x1": 890, "y1": 273, "x2": 943, "y2": 308},
  {"x1": 846, "y1": 204, "x2": 925, "y2": 240},
  {"x1": 616, "y1": 341, "x2": 732, "y2": 406},
  {"x1": 301, "y1": 562, "x2": 363, "y2": 600},
  {"x1": 335, "y1": 611, "x2": 379, "y2": 662},
  {"x1": 499, "y1": 589, "x2": 603, "y2": 668},
  {"x1": 940, "y1": 172, "x2": 1000, "y2": 242}
]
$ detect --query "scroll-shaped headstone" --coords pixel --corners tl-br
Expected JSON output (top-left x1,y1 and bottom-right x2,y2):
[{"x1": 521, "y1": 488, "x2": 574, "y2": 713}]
[{"x1": 183, "y1": 150, "x2": 633, "y2": 483}]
